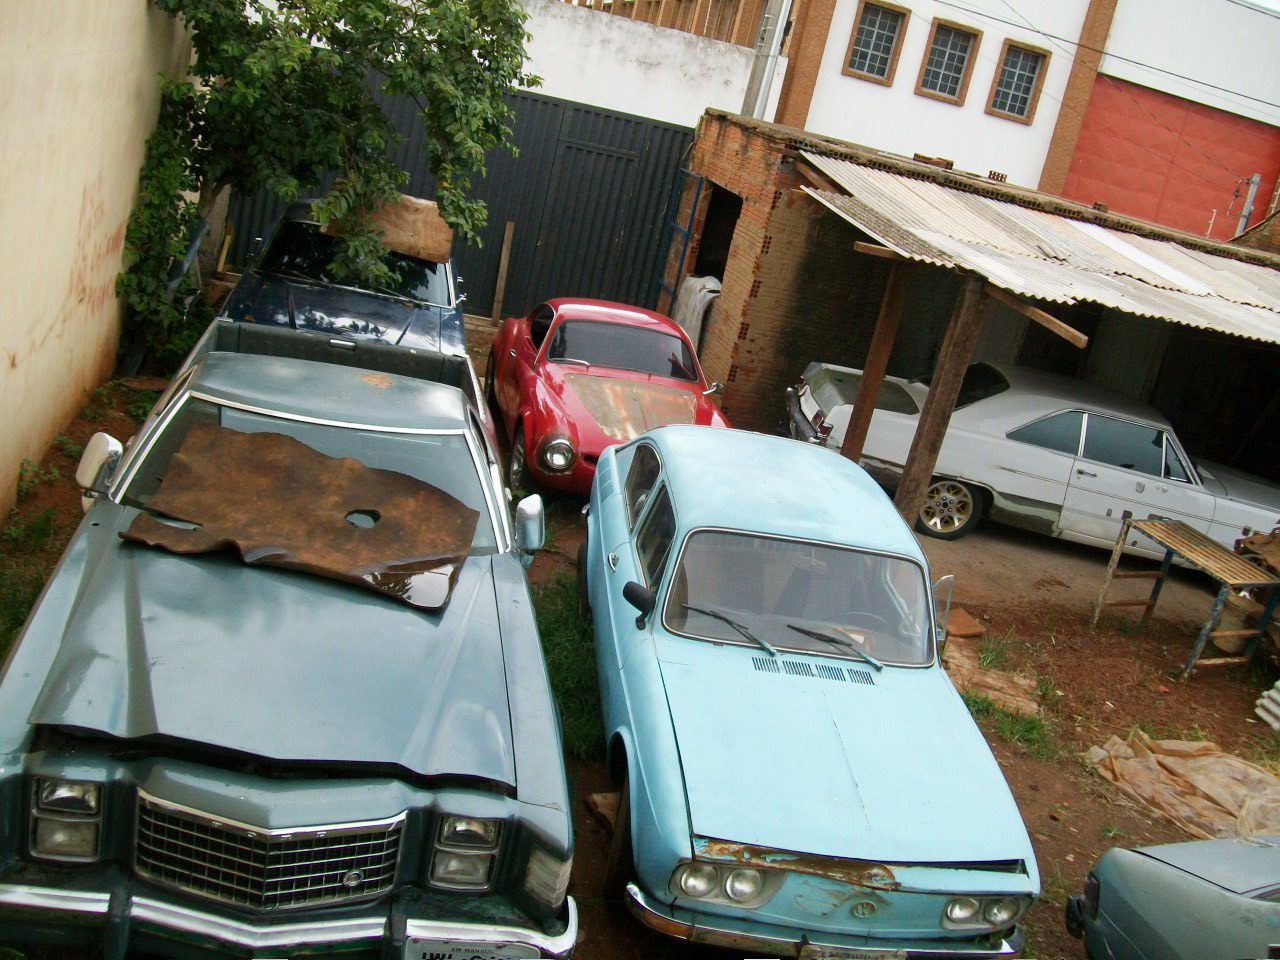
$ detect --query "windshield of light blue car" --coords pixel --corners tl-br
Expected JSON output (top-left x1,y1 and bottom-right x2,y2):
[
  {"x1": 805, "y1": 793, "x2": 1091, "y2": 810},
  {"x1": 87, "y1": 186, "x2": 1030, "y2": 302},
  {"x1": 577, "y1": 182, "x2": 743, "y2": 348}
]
[
  {"x1": 121, "y1": 398, "x2": 496, "y2": 551},
  {"x1": 664, "y1": 531, "x2": 933, "y2": 666}
]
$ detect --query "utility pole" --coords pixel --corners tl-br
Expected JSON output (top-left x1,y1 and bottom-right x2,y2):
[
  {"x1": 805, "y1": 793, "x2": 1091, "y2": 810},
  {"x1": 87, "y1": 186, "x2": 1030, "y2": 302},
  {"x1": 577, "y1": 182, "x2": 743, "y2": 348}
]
[
  {"x1": 1236, "y1": 173, "x2": 1261, "y2": 237},
  {"x1": 741, "y1": 0, "x2": 791, "y2": 119}
]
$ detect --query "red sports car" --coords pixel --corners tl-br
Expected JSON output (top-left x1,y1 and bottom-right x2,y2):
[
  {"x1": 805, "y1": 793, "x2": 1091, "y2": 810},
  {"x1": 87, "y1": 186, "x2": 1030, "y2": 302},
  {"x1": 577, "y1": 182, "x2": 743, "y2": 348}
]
[{"x1": 486, "y1": 298, "x2": 730, "y2": 494}]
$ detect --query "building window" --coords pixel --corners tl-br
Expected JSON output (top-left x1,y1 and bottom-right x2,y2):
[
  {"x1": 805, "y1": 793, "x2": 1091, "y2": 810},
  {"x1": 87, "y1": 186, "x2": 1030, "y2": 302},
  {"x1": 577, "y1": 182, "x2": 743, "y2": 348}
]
[
  {"x1": 915, "y1": 19, "x2": 981, "y2": 104},
  {"x1": 843, "y1": 1, "x2": 911, "y2": 86},
  {"x1": 988, "y1": 40, "x2": 1050, "y2": 123}
]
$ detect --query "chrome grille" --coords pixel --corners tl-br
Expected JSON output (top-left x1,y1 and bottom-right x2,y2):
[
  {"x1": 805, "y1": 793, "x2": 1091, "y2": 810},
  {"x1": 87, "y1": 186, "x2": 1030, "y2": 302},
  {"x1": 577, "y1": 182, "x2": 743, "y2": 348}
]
[{"x1": 135, "y1": 793, "x2": 403, "y2": 911}]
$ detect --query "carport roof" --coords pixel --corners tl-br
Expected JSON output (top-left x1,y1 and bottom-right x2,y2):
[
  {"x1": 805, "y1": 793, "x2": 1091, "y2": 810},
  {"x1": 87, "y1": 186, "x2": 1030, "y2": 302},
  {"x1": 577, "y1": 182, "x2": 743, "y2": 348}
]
[{"x1": 799, "y1": 150, "x2": 1280, "y2": 347}]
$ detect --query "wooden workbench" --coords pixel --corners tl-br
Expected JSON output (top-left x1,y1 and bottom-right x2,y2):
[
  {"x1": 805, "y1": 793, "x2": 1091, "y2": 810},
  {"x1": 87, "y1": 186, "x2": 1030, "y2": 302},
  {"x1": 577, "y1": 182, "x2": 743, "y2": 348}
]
[{"x1": 1090, "y1": 518, "x2": 1280, "y2": 680}]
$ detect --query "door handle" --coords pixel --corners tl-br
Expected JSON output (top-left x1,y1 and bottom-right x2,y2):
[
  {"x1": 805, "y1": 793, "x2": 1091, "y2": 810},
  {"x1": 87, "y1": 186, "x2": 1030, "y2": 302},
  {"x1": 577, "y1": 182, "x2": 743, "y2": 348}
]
[
  {"x1": 1076, "y1": 468, "x2": 1097, "y2": 478},
  {"x1": 607, "y1": 552, "x2": 618, "y2": 571}
]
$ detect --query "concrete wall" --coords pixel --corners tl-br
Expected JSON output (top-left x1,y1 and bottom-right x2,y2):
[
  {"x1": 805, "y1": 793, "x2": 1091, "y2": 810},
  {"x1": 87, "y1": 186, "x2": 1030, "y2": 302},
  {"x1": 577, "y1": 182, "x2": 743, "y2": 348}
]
[
  {"x1": 522, "y1": 0, "x2": 785, "y2": 127},
  {"x1": 0, "y1": 1, "x2": 190, "y2": 512},
  {"x1": 802, "y1": 0, "x2": 1089, "y2": 187}
]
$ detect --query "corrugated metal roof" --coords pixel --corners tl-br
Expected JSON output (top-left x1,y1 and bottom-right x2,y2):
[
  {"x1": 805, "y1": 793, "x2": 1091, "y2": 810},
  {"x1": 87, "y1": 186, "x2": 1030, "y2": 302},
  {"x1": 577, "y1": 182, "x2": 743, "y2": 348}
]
[{"x1": 802, "y1": 151, "x2": 1280, "y2": 346}]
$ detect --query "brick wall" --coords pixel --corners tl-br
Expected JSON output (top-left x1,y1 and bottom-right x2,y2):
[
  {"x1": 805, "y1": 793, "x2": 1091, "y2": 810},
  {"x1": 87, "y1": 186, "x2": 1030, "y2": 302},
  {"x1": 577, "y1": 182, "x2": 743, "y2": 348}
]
[{"x1": 1235, "y1": 210, "x2": 1280, "y2": 255}]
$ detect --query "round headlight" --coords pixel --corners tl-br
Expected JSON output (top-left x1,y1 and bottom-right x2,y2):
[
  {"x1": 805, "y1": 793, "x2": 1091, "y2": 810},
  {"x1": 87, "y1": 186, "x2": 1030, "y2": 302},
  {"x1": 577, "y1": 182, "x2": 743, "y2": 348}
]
[
  {"x1": 983, "y1": 897, "x2": 1020, "y2": 926},
  {"x1": 724, "y1": 868, "x2": 763, "y2": 902},
  {"x1": 541, "y1": 438, "x2": 575, "y2": 473},
  {"x1": 944, "y1": 896, "x2": 981, "y2": 923},
  {"x1": 678, "y1": 862, "x2": 718, "y2": 899}
]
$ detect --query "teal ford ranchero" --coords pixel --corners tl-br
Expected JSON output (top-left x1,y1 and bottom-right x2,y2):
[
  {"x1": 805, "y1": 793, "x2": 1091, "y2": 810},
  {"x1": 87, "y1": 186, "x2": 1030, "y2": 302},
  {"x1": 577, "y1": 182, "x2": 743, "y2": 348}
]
[
  {"x1": 0, "y1": 320, "x2": 576, "y2": 959},
  {"x1": 580, "y1": 425, "x2": 1038, "y2": 958}
]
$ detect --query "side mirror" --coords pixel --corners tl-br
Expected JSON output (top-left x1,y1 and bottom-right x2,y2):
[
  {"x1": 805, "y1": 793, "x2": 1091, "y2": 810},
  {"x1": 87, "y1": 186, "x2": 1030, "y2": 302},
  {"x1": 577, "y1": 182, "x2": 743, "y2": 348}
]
[
  {"x1": 454, "y1": 275, "x2": 467, "y2": 306},
  {"x1": 932, "y1": 574, "x2": 955, "y2": 653},
  {"x1": 513, "y1": 494, "x2": 545, "y2": 561},
  {"x1": 249, "y1": 236, "x2": 264, "y2": 261},
  {"x1": 702, "y1": 381, "x2": 724, "y2": 397},
  {"x1": 76, "y1": 432, "x2": 123, "y2": 513},
  {"x1": 623, "y1": 581, "x2": 656, "y2": 629}
]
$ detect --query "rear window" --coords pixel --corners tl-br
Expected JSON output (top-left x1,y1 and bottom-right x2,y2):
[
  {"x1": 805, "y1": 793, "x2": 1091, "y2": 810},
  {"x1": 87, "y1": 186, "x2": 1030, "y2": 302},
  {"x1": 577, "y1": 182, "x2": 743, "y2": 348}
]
[{"x1": 918, "y1": 362, "x2": 1010, "y2": 409}]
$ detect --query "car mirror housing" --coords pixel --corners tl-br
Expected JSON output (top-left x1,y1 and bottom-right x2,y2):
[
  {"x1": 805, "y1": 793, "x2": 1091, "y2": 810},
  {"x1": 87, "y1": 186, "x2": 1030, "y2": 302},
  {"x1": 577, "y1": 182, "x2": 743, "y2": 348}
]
[
  {"x1": 623, "y1": 581, "x2": 656, "y2": 629},
  {"x1": 932, "y1": 574, "x2": 955, "y2": 652},
  {"x1": 702, "y1": 382, "x2": 724, "y2": 397},
  {"x1": 514, "y1": 494, "x2": 545, "y2": 559},
  {"x1": 76, "y1": 432, "x2": 123, "y2": 507}
]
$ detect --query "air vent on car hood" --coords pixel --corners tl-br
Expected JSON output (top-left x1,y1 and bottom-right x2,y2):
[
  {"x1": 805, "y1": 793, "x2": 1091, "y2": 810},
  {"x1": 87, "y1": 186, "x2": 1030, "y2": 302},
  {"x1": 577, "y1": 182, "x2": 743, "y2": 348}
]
[{"x1": 752, "y1": 657, "x2": 875, "y2": 686}]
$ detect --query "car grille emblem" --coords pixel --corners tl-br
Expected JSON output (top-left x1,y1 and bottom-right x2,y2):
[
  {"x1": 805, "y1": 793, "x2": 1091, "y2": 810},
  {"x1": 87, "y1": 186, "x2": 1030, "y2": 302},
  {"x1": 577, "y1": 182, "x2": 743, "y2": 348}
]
[{"x1": 343, "y1": 869, "x2": 364, "y2": 889}]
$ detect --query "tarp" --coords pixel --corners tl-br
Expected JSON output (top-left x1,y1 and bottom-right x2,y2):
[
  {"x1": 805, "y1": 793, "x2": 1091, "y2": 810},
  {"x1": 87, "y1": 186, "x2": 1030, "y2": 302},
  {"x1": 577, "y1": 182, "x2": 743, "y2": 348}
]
[{"x1": 1087, "y1": 731, "x2": 1280, "y2": 839}]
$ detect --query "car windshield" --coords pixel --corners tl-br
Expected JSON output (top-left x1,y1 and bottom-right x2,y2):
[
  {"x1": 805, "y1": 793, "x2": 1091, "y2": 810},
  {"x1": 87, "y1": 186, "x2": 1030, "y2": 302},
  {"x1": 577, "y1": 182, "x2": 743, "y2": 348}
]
[
  {"x1": 546, "y1": 320, "x2": 699, "y2": 382},
  {"x1": 121, "y1": 397, "x2": 496, "y2": 551},
  {"x1": 664, "y1": 531, "x2": 933, "y2": 666},
  {"x1": 258, "y1": 220, "x2": 452, "y2": 306}
]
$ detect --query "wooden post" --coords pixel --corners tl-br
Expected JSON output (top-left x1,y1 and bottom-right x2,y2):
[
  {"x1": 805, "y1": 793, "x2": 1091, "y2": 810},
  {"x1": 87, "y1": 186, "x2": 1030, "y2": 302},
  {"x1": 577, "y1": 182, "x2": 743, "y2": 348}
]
[
  {"x1": 841, "y1": 263, "x2": 909, "y2": 461},
  {"x1": 690, "y1": 0, "x2": 716, "y2": 35},
  {"x1": 893, "y1": 274, "x2": 985, "y2": 525},
  {"x1": 731, "y1": 0, "x2": 767, "y2": 46},
  {"x1": 491, "y1": 220, "x2": 516, "y2": 324}
]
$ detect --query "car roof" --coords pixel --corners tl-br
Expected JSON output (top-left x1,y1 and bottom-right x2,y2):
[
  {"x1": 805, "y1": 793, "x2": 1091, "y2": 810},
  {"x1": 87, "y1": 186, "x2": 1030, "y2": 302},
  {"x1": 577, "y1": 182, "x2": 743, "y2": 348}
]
[
  {"x1": 967, "y1": 362, "x2": 1174, "y2": 430},
  {"x1": 647, "y1": 425, "x2": 927, "y2": 564},
  {"x1": 190, "y1": 351, "x2": 472, "y2": 431},
  {"x1": 548, "y1": 298, "x2": 687, "y2": 337}
]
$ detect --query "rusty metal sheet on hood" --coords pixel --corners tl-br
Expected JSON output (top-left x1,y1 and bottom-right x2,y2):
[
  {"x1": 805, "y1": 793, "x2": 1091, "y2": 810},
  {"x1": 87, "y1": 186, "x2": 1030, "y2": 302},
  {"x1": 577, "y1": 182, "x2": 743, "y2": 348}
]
[
  {"x1": 121, "y1": 423, "x2": 478, "y2": 610},
  {"x1": 566, "y1": 374, "x2": 698, "y2": 443}
]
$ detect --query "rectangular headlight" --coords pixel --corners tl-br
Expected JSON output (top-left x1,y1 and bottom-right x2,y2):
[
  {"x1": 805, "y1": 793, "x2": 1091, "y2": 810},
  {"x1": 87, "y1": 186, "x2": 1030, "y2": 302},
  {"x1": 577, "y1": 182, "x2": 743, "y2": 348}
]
[
  {"x1": 524, "y1": 847, "x2": 571, "y2": 911},
  {"x1": 33, "y1": 817, "x2": 98, "y2": 861},
  {"x1": 439, "y1": 816, "x2": 501, "y2": 851},
  {"x1": 37, "y1": 779, "x2": 100, "y2": 815},
  {"x1": 431, "y1": 851, "x2": 494, "y2": 890}
]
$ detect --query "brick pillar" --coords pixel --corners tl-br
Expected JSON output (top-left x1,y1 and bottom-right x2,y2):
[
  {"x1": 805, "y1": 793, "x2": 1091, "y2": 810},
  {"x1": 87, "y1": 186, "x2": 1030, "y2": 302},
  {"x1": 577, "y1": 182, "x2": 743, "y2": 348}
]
[{"x1": 771, "y1": 0, "x2": 838, "y2": 128}]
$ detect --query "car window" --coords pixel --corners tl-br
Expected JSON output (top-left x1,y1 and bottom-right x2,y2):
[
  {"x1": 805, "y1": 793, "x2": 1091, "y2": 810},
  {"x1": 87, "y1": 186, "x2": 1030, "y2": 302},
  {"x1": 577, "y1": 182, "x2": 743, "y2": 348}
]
[
  {"x1": 919, "y1": 362, "x2": 1009, "y2": 409},
  {"x1": 1006, "y1": 410, "x2": 1083, "y2": 456},
  {"x1": 530, "y1": 306, "x2": 554, "y2": 348},
  {"x1": 546, "y1": 320, "x2": 698, "y2": 382},
  {"x1": 624, "y1": 444, "x2": 662, "y2": 527},
  {"x1": 634, "y1": 486, "x2": 675, "y2": 587},
  {"x1": 1163, "y1": 436, "x2": 1191, "y2": 482},
  {"x1": 1082, "y1": 414, "x2": 1163, "y2": 477},
  {"x1": 259, "y1": 220, "x2": 451, "y2": 305}
]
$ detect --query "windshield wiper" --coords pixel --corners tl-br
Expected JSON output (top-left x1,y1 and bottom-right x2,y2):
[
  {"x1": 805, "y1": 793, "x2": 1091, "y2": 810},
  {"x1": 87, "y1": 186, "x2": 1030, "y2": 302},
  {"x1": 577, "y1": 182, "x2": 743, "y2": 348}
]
[
  {"x1": 786, "y1": 623, "x2": 884, "y2": 671},
  {"x1": 682, "y1": 603, "x2": 777, "y2": 657}
]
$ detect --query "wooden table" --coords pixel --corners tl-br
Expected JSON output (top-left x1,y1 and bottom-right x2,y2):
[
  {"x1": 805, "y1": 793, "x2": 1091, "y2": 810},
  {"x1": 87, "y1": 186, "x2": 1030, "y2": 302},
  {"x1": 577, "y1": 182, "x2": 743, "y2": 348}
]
[{"x1": 1090, "y1": 518, "x2": 1280, "y2": 680}]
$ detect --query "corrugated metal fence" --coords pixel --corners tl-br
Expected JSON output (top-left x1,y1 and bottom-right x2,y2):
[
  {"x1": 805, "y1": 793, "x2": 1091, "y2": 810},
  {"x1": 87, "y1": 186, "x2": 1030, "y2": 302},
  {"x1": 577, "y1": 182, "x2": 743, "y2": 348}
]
[{"x1": 226, "y1": 89, "x2": 692, "y2": 317}]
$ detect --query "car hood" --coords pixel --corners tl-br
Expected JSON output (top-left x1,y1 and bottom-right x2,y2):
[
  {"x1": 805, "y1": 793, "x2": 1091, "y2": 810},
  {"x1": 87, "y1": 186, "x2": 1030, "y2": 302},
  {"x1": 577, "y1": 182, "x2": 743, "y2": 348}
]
[
  {"x1": 1197, "y1": 460, "x2": 1280, "y2": 514},
  {"x1": 1137, "y1": 835, "x2": 1280, "y2": 895},
  {"x1": 656, "y1": 640, "x2": 1034, "y2": 865},
  {"x1": 29, "y1": 516, "x2": 514, "y2": 785},
  {"x1": 221, "y1": 270, "x2": 449, "y2": 352}
]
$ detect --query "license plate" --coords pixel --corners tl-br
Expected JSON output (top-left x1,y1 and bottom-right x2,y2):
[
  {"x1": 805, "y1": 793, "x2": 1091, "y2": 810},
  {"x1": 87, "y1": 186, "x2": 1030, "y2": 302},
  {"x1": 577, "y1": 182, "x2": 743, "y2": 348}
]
[
  {"x1": 799, "y1": 948, "x2": 907, "y2": 960},
  {"x1": 402, "y1": 941, "x2": 539, "y2": 960}
]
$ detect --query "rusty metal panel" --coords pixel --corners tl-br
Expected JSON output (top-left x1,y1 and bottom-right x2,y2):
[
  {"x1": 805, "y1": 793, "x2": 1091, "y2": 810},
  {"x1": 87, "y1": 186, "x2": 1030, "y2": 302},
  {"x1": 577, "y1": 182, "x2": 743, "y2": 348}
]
[{"x1": 121, "y1": 423, "x2": 478, "y2": 609}]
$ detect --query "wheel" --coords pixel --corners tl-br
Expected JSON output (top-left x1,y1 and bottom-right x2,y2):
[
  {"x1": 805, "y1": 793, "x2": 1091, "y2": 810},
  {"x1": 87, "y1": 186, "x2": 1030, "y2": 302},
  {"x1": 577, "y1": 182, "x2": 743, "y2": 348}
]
[
  {"x1": 603, "y1": 770, "x2": 635, "y2": 901},
  {"x1": 508, "y1": 424, "x2": 529, "y2": 491},
  {"x1": 916, "y1": 479, "x2": 982, "y2": 540},
  {"x1": 484, "y1": 353, "x2": 498, "y2": 414},
  {"x1": 576, "y1": 543, "x2": 590, "y2": 620}
]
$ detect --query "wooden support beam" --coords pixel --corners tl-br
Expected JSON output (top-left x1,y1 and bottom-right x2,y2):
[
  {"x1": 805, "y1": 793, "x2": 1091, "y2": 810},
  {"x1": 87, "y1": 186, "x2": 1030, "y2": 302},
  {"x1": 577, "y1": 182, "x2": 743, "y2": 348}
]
[
  {"x1": 1105, "y1": 599, "x2": 1155, "y2": 608},
  {"x1": 854, "y1": 241, "x2": 906, "y2": 262},
  {"x1": 984, "y1": 283, "x2": 1088, "y2": 349},
  {"x1": 1112, "y1": 569, "x2": 1163, "y2": 579},
  {"x1": 792, "y1": 158, "x2": 842, "y2": 194},
  {"x1": 841, "y1": 263, "x2": 909, "y2": 461},
  {"x1": 1210, "y1": 629, "x2": 1264, "y2": 640},
  {"x1": 656, "y1": 0, "x2": 681, "y2": 28},
  {"x1": 690, "y1": 0, "x2": 716, "y2": 36},
  {"x1": 893, "y1": 274, "x2": 986, "y2": 525},
  {"x1": 1191, "y1": 656, "x2": 1249, "y2": 669},
  {"x1": 490, "y1": 220, "x2": 516, "y2": 324},
  {"x1": 731, "y1": 0, "x2": 767, "y2": 46}
]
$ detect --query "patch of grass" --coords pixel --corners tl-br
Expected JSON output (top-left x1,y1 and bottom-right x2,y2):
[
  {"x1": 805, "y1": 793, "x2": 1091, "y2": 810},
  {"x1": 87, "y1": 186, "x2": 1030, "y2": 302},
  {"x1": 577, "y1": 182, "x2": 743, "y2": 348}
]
[
  {"x1": 533, "y1": 575, "x2": 602, "y2": 761},
  {"x1": 82, "y1": 384, "x2": 109, "y2": 424},
  {"x1": 54, "y1": 434, "x2": 83, "y2": 459},
  {"x1": 0, "y1": 565, "x2": 44, "y2": 663},
  {"x1": 978, "y1": 628, "x2": 1014, "y2": 670},
  {"x1": 127, "y1": 389, "x2": 162, "y2": 424},
  {"x1": 1248, "y1": 731, "x2": 1280, "y2": 775},
  {"x1": 1035, "y1": 669, "x2": 1061, "y2": 712},
  {"x1": 15, "y1": 459, "x2": 58, "y2": 502},
  {"x1": 1183, "y1": 723, "x2": 1209, "y2": 742},
  {"x1": 1101, "y1": 824, "x2": 1123, "y2": 840},
  {"x1": 1041, "y1": 862, "x2": 1072, "y2": 908},
  {"x1": 962, "y1": 692, "x2": 1061, "y2": 761},
  {"x1": 1, "y1": 508, "x2": 57, "y2": 551}
]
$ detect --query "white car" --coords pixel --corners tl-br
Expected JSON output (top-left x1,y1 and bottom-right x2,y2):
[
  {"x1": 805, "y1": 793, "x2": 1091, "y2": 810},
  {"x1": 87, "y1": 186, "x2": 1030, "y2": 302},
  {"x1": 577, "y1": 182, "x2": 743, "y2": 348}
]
[{"x1": 786, "y1": 361, "x2": 1280, "y2": 558}]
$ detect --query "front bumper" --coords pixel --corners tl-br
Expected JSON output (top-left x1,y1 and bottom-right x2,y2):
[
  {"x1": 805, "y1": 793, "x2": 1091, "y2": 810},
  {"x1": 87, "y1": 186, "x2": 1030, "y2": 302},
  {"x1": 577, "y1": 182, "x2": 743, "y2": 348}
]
[
  {"x1": 626, "y1": 883, "x2": 1023, "y2": 959},
  {"x1": 0, "y1": 882, "x2": 577, "y2": 958}
]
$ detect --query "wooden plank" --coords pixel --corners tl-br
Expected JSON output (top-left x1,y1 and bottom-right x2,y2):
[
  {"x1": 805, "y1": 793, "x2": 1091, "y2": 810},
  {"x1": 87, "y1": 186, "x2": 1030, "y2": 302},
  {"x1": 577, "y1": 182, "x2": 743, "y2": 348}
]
[
  {"x1": 841, "y1": 263, "x2": 909, "y2": 461},
  {"x1": 984, "y1": 283, "x2": 1088, "y2": 349},
  {"x1": 490, "y1": 220, "x2": 516, "y2": 324},
  {"x1": 690, "y1": 0, "x2": 716, "y2": 35},
  {"x1": 1192, "y1": 656, "x2": 1249, "y2": 669},
  {"x1": 1112, "y1": 569, "x2": 1164, "y2": 579},
  {"x1": 893, "y1": 274, "x2": 985, "y2": 525},
  {"x1": 731, "y1": 0, "x2": 767, "y2": 46},
  {"x1": 1210, "y1": 629, "x2": 1265, "y2": 640},
  {"x1": 1105, "y1": 599, "x2": 1155, "y2": 608},
  {"x1": 1091, "y1": 518, "x2": 1129, "y2": 629},
  {"x1": 854, "y1": 241, "x2": 906, "y2": 262},
  {"x1": 1131, "y1": 519, "x2": 1280, "y2": 588},
  {"x1": 656, "y1": 0, "x2": 681, "y2": 27}
]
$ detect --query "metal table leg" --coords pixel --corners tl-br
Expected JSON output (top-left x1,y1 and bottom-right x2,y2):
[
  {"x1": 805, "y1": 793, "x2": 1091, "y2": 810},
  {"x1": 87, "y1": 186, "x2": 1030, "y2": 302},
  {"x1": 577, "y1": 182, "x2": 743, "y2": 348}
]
[
  {"x1": 1243, "y1": 586, "x2": 1280, "y2": 665},
  {"x1": 1140, "y1": 548, "x2": 1175, "y2": 625},
  {"x1": 1182, "y1": 584, "x2": 1230, "y2": 680}
]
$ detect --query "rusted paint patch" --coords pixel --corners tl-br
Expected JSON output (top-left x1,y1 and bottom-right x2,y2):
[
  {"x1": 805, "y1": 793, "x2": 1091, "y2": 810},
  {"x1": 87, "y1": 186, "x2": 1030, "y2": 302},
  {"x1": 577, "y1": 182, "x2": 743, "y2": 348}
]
[
  {"x1": 696, "y1": 837, "x2": 901, "y2": 891},
  {"x1": 361, "y1": 373, "x2": 394, "y2": 389},
  {"x1": 121, "y1": 423, "x2": 478, "y2": 610},
  {"x1": 565, "y1": 374, "x2": 697, "y2": 443}
]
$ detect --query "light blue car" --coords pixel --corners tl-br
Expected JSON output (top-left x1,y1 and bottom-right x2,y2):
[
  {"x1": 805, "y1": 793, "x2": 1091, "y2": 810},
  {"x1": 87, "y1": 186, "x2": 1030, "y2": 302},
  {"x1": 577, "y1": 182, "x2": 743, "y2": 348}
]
[{"x1": 579, "y1": 425, "x2": 1038, "y2": 958}]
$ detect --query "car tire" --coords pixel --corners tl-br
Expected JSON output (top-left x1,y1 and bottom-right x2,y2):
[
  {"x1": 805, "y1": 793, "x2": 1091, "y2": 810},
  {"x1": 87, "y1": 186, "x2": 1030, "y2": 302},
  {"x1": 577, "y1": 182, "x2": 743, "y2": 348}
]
[
  {"x1": 509, "y1": 424, "x2": 532, "y2": 493},
  {"x1": 484, "y1": 353, "x2": 498, "y2": 416},
  {"x1": 577, "y1": 543, "x2": 590, "y2": 620},
  {"x1": 915, "y1": 478, "x2": 983, "y2": 540},
  {"x1": 603, "y1": 770, "x2": 635, "y2": 902}
]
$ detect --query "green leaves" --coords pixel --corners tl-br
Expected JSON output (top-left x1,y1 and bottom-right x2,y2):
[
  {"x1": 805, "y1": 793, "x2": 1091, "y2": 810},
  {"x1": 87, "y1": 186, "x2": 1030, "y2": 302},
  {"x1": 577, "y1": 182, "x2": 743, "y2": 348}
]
[{"x1": 121, "y1": 0, "x2": 532, "y2": 360}]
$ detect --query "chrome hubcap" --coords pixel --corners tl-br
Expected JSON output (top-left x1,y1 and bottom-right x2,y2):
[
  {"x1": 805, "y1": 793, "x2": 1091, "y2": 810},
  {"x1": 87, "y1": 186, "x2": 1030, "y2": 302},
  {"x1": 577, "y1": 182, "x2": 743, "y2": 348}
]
[{"x1": 921, "y1": 481, "x2": 973, "y2": 533}]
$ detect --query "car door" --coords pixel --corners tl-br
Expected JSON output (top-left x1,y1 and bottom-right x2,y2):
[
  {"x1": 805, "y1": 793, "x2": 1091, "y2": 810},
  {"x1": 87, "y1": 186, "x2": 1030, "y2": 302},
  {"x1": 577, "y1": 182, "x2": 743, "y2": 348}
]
[
  {"x1": 1151, "y1": 434, "x2": 1215, "y2": 534},
  {"x1": 998, "y1": 409, "x2": 1083, "y2": 529}
]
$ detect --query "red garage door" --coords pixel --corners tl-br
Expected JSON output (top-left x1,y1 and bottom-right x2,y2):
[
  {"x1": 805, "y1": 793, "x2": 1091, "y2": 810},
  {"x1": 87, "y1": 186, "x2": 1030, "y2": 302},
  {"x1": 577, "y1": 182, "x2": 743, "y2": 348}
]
[{"x1": 1062, "y1": 74, "x2": 1280, "y2": 242}]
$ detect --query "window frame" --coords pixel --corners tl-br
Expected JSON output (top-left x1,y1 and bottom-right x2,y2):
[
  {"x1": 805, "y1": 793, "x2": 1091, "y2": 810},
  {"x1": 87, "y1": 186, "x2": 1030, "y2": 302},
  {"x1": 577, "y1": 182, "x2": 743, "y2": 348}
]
[
  {"x1": 914, "y1": 17, "x2": 983, "y2": 106},
  {"x1": 623, "y1": 441, "x2": 663, "y2": 529},
  {"x1": 841, "y1": 0, "x2": 912, "y2": 87},
  {"x1": 632, "y1": 483, "x2": 677, "y2": 589},
  {"x1": 1078, "y1": 412, "x2": 1170, "y2": 481},
  {"x1": 985, "y1": 38, "x2": 1051, "y2": 125}
]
